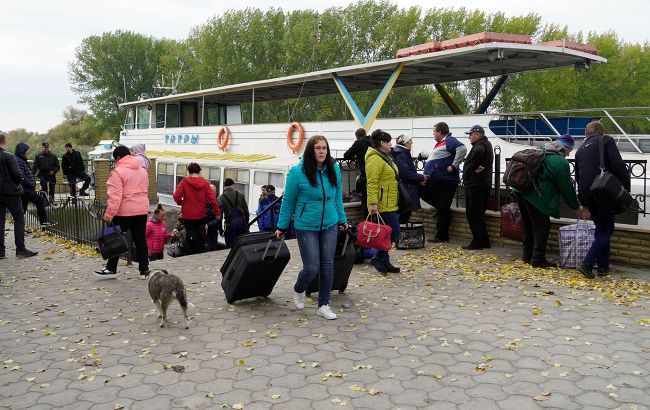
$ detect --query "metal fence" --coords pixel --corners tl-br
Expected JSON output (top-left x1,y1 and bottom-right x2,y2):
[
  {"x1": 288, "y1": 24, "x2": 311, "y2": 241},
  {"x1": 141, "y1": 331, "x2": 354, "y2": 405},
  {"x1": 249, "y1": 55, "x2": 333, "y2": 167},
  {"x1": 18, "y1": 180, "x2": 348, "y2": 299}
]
[{"x1": 335, "y1": 150, "x2": 648, "y2": 219}]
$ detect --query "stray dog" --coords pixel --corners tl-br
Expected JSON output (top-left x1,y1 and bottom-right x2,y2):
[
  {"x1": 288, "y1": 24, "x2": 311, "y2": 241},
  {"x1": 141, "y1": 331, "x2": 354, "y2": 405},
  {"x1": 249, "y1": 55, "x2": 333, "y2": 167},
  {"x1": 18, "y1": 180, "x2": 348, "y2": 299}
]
[{"x1": 147, "y1": 269, "x2": 194, "y2": 328}]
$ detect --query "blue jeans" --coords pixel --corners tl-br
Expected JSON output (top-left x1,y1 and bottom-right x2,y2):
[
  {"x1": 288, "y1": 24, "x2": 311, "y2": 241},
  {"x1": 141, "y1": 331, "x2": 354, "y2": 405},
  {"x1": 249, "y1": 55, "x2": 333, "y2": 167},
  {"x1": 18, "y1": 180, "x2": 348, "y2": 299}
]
[
  {"x1": 374, "y1": 212, "x2": 400, "y2": 266},
  {"x1": 294, "y1": 225, "x2": 337, "y2": 307},
  {"x1": 583, "y1": 201, "x2": 615, "y2": 269}
]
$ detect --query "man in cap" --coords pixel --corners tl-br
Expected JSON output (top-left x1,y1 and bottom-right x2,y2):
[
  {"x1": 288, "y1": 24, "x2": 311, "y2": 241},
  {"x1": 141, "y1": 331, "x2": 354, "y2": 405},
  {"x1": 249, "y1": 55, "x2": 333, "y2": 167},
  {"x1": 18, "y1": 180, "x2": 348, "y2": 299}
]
[
  {"x1": 515, "y1": 133, "x2": 586, "y2": 268},
  {"x1": 32, "y1": 142, "x2": 60, "y2": 203},
  {"x1": 419, "y1": 121, "x2": 467, "y2": 243},
  {"x1": 257, "y1": 184, "x2": 282, "y2": 232},
  {"x1": 462, "y1": 125, "x2": 493, "y2": 250}
]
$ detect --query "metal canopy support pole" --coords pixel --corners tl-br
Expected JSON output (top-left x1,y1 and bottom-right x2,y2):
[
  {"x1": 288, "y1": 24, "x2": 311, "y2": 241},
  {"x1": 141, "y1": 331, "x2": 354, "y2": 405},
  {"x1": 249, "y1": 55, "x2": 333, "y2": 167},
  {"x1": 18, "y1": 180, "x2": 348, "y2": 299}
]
[
  {"x1": 475, "y1": 75, "x2": 509, "y2": 114},
  {"x1": 201, "y1": 96, "x2": 205, "y2": 126},
  {"x1": 332, "y1": 63, "x2": 404, "y2": 130},
  {"x1": 539, "y1": 113, "x2": 561, "y2": 138},
  {"x1": 604, "y1": 109, "x2": 642, "y2": 154},
  {"x1": 252, "y1": 89, "x2": 255, "y2": 125},
  {"x1": 433, "y1": 83, "x2": 463, "y2": 115},
  {"x1": 164, "y1": 103, "x2": 168, "y2": 128}
]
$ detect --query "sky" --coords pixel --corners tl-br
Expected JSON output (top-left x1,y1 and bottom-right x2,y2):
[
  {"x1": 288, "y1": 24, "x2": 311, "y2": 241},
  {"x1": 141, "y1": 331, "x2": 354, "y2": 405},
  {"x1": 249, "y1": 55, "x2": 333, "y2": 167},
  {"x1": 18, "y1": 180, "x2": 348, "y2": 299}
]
[{"x1": 1, "y1": 0, "x2": 648, "y2": 134}]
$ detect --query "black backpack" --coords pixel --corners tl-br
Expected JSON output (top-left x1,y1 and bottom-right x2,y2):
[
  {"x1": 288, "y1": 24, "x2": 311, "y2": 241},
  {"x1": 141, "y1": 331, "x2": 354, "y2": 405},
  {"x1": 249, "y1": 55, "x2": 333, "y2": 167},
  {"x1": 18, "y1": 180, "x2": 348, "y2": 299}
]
[{"x1": 503, "y1": 148, "x2": 546, "y2": 192}]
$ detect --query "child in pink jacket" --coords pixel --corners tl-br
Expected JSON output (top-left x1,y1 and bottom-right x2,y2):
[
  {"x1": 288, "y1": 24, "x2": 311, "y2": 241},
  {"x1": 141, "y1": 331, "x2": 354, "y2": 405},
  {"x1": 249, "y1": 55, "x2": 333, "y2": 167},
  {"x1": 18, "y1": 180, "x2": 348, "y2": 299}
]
[{"x1": 146, "y1": 204, "x2": 172, "y2": 261}]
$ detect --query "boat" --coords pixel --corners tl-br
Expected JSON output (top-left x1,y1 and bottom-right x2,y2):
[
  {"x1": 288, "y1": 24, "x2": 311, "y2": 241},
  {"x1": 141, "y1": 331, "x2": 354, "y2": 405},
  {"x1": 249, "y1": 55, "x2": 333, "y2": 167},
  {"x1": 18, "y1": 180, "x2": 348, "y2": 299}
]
[{"x1": 115, "y1": 32, "x2": 649, "y2": 226}]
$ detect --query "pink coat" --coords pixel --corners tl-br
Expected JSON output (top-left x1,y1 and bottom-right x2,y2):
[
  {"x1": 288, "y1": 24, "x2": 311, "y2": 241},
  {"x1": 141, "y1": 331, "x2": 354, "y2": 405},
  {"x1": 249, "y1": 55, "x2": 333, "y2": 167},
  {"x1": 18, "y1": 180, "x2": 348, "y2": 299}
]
[
  {"x1": 146, "y1": 217, "x2": 171, "y2": 254},
  {"x1": 105, "y1": 155, "x2": 149, "y2": 219}
]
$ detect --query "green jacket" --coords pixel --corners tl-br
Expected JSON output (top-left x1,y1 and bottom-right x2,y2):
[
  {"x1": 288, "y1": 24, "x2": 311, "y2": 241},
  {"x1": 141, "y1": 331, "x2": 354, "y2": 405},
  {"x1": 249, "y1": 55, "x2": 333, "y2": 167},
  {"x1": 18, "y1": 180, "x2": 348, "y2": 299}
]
[
  {"x1": 522, "y1": 148, "x2": 579, "y2": 218},
  {"x1": 365, "y1": 147, "x2": 399, "y2": 213}
]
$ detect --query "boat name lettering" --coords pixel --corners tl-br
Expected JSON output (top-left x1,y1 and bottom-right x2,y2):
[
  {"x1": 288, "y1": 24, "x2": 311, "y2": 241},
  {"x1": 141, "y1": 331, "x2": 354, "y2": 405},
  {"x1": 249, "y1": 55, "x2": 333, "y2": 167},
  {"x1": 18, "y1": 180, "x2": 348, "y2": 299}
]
[{"x1": 165, "y1": 134, "x2": 199, "y2": 144}]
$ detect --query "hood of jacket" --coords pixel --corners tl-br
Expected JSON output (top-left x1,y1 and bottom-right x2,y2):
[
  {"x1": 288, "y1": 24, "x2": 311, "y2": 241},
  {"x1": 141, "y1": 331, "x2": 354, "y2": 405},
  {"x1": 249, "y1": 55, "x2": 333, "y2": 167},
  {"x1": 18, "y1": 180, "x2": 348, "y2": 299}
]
[
  {"x1": 392, "y1": 144, "x2": 411, "y2": 154},
  {"x1": 15, "y1": 142, "x2": 29, "y2": 158},
  {"x1": 115, "y1": 154, "x2": 141, "y2": 170},
  {"x1": 182, "y1": 175, "x2": 211, "y2": 190},
  {"x1": 543, "y1": 141, "x2": 566, "y2": 155}
]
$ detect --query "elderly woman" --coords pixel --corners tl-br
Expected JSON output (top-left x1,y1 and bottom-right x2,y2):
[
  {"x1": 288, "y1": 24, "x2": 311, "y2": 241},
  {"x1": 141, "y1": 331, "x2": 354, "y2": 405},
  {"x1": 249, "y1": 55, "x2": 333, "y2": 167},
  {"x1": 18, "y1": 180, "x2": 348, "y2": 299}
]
[
  {"x1": 391, "y1": 134, "x2": 424, "y2": 223},
  {"x1": 130, "y1": 144, "x2": 150, "y2": 170},
  {"x1": 173, "y1": 163, "x2": 221, "y2": 254},
  {"x1": 365, "y1": 129, "x2": 401, "y2": 275}
]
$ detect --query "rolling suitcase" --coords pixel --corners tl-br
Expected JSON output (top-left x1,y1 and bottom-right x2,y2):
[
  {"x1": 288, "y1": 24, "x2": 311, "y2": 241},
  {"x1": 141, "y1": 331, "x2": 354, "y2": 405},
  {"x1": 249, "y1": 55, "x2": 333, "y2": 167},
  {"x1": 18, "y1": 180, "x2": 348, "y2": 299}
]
[
  {"x1": 220, "y1": 232, "x2": 290, "y2": 303},
  {"x1": 306, "y1": 228, "x2": 356, "y2": 296}
]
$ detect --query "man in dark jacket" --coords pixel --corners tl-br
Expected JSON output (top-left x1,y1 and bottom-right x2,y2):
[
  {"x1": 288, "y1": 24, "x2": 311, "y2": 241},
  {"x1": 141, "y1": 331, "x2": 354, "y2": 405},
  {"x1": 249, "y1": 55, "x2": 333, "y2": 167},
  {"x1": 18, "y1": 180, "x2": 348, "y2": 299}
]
[
  {"x1": 61, "y1": 143, "x2": 91, "y2": 197},
  {"x1": 461, "y1": 125, "x2": 493, "y2": 250},
  {"x1": 419, "y1": 121, "x2": 467, "y2": 242},
  {"x1": 14, "y1": 143, "x2": 54, "y2": 227},
  {"x1": 344, "y1": 128, "x2": 372, "y2": 217},
  {"x1": 32, "y1": 142, "x2": 60, "y2": 203},
  {"x1": 257, "y1": 185, "x2": 281, "y2": 232},
  {"x1": 575, "y1": 122, "x2": 630, "y2": 279},
  {"x1": 218, "y1": 178, "x2": 250, "y2": 248},
  {"x1": 0, "y1": 134, "x2": 38, "y2": 259}
]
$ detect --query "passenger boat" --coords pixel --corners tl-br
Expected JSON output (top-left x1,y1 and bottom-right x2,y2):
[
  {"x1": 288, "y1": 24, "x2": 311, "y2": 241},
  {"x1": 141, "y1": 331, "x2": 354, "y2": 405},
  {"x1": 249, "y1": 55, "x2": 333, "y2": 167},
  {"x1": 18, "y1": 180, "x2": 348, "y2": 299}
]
[{"x1": 115, "y1": 32, "x2": 649, "y2": 226}]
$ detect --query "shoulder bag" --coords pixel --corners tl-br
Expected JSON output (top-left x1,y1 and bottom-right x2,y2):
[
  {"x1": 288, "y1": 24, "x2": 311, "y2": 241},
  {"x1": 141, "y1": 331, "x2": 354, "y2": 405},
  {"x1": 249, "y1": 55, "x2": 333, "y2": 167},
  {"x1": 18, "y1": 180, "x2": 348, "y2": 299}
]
[{"x1": 589, "y1": 135, "x2": 634, "y2": 214}]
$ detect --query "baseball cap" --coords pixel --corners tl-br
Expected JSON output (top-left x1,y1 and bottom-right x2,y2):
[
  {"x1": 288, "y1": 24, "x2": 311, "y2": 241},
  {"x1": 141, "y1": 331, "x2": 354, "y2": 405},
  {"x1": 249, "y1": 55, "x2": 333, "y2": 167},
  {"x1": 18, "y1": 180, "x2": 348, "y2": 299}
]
[{"x1": 464, "y1": 125, "x2": 485, "y2": 134}]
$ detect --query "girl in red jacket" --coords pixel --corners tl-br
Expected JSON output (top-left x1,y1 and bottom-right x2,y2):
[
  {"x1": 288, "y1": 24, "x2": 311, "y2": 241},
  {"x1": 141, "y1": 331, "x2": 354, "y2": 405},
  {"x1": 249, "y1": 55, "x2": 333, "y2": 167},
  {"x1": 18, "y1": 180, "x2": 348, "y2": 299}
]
[{"x1": 146, "y1": 204, "x2": 172, "y2": 261}]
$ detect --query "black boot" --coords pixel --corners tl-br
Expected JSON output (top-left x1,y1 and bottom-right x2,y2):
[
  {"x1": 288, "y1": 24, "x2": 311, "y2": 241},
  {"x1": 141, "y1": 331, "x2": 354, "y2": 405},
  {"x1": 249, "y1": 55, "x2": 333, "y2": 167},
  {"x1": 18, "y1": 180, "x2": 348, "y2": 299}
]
[{"x1": 577, "y1": 263, "x2": 595, "y2": 279}]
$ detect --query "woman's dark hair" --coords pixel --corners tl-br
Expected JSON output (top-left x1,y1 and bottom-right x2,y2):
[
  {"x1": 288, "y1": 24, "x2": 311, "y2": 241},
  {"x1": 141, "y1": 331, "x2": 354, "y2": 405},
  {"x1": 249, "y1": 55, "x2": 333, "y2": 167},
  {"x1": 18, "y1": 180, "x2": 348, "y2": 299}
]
[
  {"x1": 187, "y1": 162, "x2": 201, "y2": 174},
  {"x1": 154, "y1": 203, "x2": 165, "y2": 215},
  {"x1": 370, "y1": 129, "x2": 392, "y2": 148},
  {"x1": 112, "y1": 145, "x2": 131, "y2": 160},
  {"x1": 302, "y1": 135, "x2": 337, "y2": 187}
]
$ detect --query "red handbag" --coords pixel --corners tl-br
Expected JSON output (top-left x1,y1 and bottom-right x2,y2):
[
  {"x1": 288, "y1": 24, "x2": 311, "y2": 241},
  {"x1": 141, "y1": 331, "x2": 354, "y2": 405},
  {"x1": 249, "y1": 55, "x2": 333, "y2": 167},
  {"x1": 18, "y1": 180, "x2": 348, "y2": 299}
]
[
  {"x1": 500, "y1": 202, "x2": 523, "y2": 242},
  {"x1": 356, "y1": 214, "x2": 393, "y2": 251}
]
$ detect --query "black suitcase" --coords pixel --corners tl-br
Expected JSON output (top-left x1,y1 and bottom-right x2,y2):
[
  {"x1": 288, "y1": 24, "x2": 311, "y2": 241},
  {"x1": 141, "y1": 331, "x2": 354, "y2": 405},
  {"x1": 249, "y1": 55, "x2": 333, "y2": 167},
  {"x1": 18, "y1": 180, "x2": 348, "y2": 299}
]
[
  {"x1": 306, "y1": 229, "x2": 356, "y2": 296},
  {"x1": 220, "y1": 232, "x2": 290, "y2": 304}
]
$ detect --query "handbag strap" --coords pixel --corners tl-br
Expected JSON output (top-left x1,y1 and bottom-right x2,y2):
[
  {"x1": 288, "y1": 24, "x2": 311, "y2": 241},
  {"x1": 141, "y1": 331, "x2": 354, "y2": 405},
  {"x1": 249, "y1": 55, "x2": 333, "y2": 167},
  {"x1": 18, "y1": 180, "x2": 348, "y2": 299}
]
[
  {"x1": 366, "y1": 212, "x2": 386, "y2": 225},
  {"x1": 598, "y1": 135, "x2": 606, "y2": 173},
  {"x1": 377, "y1": 152, "x2": 401, "y2": 182}
]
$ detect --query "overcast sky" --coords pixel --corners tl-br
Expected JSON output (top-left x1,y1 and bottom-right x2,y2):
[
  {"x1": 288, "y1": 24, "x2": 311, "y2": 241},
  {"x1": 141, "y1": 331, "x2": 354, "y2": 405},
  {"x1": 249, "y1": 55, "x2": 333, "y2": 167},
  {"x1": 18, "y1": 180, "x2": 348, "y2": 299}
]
[{"x1": 1, "y1": 0, "x2": 648, "y2": 134}]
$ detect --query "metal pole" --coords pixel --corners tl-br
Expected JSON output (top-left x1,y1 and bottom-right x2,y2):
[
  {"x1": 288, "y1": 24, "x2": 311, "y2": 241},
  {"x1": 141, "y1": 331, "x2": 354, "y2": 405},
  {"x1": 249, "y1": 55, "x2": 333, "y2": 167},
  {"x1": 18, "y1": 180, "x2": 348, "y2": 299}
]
[{"x1": 252, "y1": 89, "x2": 255, "y2": 124}]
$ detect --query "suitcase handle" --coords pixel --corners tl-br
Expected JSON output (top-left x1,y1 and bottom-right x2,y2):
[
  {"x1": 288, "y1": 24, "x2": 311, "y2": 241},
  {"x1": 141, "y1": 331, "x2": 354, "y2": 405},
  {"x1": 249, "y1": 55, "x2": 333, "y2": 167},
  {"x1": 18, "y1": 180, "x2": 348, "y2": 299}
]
[{"x1": 261, "y1": 237, "x2": 284, "y2": 261}]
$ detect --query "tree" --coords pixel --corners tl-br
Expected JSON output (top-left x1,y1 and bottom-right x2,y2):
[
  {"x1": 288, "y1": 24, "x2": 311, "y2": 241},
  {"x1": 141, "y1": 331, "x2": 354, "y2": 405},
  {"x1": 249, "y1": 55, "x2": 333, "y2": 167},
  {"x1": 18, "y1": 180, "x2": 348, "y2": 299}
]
[{"x1": 69, "y1": 31, "x2": 182, "y2": 137}]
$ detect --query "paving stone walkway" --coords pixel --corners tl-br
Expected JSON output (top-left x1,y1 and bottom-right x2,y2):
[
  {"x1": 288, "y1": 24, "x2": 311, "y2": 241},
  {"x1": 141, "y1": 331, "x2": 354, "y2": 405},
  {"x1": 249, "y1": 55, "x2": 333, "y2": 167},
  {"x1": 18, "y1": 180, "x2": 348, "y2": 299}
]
[{"x1": 1, "y1": 228, "x2": 649, "y2": 409}]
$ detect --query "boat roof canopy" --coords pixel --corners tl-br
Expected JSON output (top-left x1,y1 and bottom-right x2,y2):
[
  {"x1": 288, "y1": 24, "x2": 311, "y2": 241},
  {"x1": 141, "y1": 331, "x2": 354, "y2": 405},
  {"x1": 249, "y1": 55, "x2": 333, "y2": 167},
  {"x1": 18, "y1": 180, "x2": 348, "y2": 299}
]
[{"x1": 121, "y1": 41, "x2": 606, "y2": 108}]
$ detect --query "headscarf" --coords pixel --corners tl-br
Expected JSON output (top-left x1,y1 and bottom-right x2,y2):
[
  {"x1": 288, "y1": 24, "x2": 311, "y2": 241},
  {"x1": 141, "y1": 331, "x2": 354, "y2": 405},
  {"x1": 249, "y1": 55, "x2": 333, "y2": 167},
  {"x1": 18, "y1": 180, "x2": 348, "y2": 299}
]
[{"x1": 131, "y1": 143, "x2": 150, "y2": 170}]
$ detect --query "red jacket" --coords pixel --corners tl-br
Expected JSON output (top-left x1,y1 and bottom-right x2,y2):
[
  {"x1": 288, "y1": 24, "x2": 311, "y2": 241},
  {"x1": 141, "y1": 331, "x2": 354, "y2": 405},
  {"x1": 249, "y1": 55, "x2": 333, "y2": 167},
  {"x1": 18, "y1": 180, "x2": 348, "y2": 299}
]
[
  {"x1": 173, "y1": 176, "x2": 221, "y2": 220},
  {"x1": 146, "y1": 217, "x2": 171, "y2": 254}
]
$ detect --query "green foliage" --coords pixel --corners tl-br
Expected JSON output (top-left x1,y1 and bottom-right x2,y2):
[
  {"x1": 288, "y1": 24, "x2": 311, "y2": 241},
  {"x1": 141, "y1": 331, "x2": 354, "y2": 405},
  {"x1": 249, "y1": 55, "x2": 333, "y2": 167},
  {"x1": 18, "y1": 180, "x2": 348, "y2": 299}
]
[
  {"x1": 69, "y1": 30, "x2": 182, "y2": 136},
  {"x1": 65, "y1": 0, "x2": 650, "y2": 133}
]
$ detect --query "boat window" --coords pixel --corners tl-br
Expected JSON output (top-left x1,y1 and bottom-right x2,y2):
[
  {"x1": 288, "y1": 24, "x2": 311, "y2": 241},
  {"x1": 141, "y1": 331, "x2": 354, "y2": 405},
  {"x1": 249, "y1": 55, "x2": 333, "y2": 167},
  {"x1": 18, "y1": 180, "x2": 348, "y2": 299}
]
[
  {"x1": 224, "y1": 168, "x2": 250, "y2": 200},
  {"x1": 157, "y1": 162, "x2": 175, "y2": 195},
  {"x1": 137, "y1": 105, "x2": 150, "y2": 129},
  {"x1": 175, "y1": 164, "x2": 186, "y2": 187},
  {"x1": 181, "y1": 102, "x2": 197, "y2": 127},
  {"x1": 254, "y1": 171, "x2": 284, "y2": 189},
  {"x1": 205, "y1": 167, "x2": 222, "y2": 196},
  {"x1": 166, "y1": 104, "x2": 179, "y2": 128},
  {"x1": 155, "y1": 104, "x2": 165, "y2": 128},
  {"x1": 204, "y1": 103, "x2": 222, "y2": 126},
  {"x1": 125, "y1": 108, "x2": 135, "y2": 130}
]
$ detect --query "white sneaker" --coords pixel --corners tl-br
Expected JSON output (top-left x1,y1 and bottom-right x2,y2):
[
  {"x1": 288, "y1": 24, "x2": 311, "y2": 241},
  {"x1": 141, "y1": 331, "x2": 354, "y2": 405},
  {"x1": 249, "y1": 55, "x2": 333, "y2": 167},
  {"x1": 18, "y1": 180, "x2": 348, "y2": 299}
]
[
  {"x1": 317, "y1": 305, "x2": 337, "y2": 320},
  {"x1": 292, "y1": 290, "x2": 305, "y2": 309}
]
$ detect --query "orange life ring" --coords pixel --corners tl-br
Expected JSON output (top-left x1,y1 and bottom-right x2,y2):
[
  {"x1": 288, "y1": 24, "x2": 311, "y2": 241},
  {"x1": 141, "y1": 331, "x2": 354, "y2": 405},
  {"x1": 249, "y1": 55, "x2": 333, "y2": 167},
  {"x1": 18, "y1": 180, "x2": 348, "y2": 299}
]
[
  {"x1": 217, "y1": 126, "x2": 230, "y2": 150},
  {"x1": 286, "y1": 122, "x2": 304, "y2": 153}
]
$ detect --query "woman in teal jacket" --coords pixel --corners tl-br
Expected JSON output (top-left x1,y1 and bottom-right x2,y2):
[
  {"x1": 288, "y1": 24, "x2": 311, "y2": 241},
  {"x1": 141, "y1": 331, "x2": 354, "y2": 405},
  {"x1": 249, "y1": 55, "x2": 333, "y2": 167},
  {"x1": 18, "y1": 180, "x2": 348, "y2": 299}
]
[{"x1": 276, "y1": 135, "x2": 347, "y2": 320}]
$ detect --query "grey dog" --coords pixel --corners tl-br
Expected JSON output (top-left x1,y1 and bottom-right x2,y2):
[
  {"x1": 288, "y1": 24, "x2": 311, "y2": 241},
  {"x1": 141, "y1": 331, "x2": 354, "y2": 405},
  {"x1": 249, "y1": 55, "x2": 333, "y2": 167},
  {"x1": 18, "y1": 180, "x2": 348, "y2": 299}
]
[{"x1": 147, "y1": 269, "x2": 194, "y2": 328}]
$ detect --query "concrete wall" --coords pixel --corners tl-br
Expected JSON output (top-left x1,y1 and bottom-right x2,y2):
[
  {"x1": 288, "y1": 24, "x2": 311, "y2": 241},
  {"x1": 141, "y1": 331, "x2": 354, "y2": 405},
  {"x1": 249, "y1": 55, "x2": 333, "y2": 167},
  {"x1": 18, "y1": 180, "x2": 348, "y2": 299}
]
[{"x1": 342, "y1": 203, "x2": 650, "y2": 268}]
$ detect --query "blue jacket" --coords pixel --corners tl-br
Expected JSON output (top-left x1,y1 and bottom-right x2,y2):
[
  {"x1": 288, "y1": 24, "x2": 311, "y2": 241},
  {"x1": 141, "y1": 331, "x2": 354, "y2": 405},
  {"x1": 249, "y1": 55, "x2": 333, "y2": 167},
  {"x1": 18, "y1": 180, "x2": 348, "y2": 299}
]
[
  {"x1": 422, "y1": 134, "x2": 466, "y2": 183},
  {"x1": 257, "y1": 194, "x2": 282, "y2": 230},
  {"x1": 277, "y1": 160, "x2": 347, "y2": 231},
  {"x1": 392, "y1": 145, "x2": 424, "y2": 211}
]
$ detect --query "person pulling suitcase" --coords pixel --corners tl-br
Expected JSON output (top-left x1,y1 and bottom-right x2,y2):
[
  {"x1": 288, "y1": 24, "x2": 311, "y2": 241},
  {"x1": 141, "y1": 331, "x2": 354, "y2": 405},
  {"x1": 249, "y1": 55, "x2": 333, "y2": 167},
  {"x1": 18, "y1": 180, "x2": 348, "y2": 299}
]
[{"x1": 275, "y1": 135, "x2": 348, "y2": 320}]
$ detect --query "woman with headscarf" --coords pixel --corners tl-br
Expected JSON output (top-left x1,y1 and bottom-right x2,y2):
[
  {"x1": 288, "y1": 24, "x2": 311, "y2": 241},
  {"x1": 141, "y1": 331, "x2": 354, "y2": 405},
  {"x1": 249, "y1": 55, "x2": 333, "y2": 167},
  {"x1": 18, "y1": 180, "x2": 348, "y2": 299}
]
[
  {"x1": 130, "y1": 144, "x2": 150, "y2": 170},
  {"x1": 391, "y1": 134, "x2": 425, "y2": 224}
]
